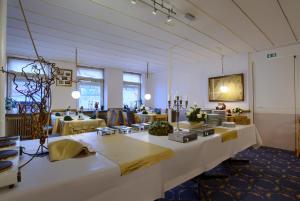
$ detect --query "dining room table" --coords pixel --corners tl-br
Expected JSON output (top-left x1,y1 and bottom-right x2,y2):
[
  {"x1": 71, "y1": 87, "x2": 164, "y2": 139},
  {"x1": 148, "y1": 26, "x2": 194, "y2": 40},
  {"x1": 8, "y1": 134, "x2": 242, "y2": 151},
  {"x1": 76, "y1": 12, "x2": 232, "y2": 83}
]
[
  {"x1": 0, "y1": 124, "x2": 261, "y2": 201},
  {"x1": 52, "y1": 114, "x2": 106, "y2": 135},
  {"x1": 134, "y1": 113, "x2": 168, "y2": 123}
]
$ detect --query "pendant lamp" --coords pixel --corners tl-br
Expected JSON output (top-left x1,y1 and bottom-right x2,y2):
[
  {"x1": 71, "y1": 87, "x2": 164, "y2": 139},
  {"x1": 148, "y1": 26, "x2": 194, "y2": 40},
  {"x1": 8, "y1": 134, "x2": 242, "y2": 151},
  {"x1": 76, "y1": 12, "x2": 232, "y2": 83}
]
[
  {"x1": 220, "y1": 55, "x2": 228, "y2": 93},
  {"x1": 144, "y1": 62, "x2": 152, "y2": 101},
  {"x1": 71, "y1": 48, "x2": 81, "y2": 99}
]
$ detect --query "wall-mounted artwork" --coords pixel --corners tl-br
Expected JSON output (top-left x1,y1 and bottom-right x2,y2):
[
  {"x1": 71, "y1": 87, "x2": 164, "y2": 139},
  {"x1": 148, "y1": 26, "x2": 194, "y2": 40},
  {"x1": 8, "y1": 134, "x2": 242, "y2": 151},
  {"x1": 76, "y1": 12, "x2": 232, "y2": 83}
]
[
  {"x1": 56, "y1": 68, "x2": 72, "y2": 87},
  {"x1": 208, "y1": 73, "x2": 244, "y2": 102}
]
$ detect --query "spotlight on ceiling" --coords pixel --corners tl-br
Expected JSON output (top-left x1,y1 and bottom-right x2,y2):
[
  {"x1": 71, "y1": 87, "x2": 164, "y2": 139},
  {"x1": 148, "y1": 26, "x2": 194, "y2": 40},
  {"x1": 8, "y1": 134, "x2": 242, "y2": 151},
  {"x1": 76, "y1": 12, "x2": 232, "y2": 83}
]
[
  {"x1": 167, "y1": 15, "x2": 172, "y2": 22},
  {"x1": 152, "y1": 1, "x2": 157, "y2": 15},
  {"x1": 131, "y1": 0, "x2": 137, "y2": 4},
  {"x1": 185, "y1": 13, "x2": 196, "y2": 21},
  {"x1": 153, "y1": 7, "x2": 157, "y2": 15}
]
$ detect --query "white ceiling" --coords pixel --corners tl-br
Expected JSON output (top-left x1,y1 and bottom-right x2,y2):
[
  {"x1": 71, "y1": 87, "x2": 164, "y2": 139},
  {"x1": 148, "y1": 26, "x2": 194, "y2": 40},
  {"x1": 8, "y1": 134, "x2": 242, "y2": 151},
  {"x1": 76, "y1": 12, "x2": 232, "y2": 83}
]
[{"x1": 6, "y1": 0, "x2": 300, "y2": 73}]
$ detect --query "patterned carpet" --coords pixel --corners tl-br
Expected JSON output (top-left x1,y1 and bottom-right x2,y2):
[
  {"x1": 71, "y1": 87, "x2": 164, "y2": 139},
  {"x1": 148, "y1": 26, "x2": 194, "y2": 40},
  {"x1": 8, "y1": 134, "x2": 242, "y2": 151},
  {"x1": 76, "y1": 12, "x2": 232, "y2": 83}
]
[{"x1": 160, "y1": 147, "x2": 300, "y2": 201}]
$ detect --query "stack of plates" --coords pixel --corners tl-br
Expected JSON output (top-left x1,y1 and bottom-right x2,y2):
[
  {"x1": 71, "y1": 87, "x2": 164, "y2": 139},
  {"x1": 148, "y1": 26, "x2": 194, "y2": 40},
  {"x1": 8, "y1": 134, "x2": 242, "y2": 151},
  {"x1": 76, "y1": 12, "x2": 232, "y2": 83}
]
[
  {"x1": 212, "y1": 110, "x2": 227, "y2": 123},
  {"x1": 207, "y1": 114, "x2": 221, "y2": 127}
]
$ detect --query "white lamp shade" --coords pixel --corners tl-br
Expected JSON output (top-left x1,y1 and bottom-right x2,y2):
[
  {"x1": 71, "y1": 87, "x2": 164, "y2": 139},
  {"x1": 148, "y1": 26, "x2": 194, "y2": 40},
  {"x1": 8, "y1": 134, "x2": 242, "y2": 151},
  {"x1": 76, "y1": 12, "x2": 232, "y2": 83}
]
[
  {"x1": 71, "y1": 90, "x2": 81, "y2": 99},
  {"x1": 220, "y1": 85, "x2": 229, "y2": 93},
  {"x1": 144, "y1": 93, "x2": 151, "y2": 100}
]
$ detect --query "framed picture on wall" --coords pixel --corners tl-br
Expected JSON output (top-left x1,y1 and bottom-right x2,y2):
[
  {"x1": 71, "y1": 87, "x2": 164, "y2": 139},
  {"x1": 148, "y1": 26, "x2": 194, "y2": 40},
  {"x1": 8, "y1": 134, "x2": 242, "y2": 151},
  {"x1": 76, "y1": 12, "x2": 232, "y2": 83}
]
[
  {"x1": 208, "y1": 73, "x2": 244, "y2": 102},
  {"x1": 56, "y1": 68, "x2": 73, "y2": 87}
]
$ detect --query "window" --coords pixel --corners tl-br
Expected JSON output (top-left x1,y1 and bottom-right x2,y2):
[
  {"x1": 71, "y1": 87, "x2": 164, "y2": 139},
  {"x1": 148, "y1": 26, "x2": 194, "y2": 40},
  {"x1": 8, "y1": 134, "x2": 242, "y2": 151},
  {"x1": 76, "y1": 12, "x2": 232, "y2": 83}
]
[
  {"x1": 7, "y1": 57, "x2": 43, "y2": 103},
  {"x1": 77, "y1": 67, "x2": 104, "y2": 109},
  {"x1": 123, "y1": 72, "x2": 141, "y2": 108}
]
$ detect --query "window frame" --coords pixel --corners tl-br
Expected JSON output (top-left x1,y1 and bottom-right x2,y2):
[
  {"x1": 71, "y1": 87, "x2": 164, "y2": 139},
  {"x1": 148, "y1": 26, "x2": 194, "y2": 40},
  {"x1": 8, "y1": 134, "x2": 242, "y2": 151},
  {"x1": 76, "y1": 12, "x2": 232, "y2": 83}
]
[
  {"x1": 122, "y1": 72, "x2": 142, "y2": 107},
  {"x1": 76, "y1": 66, "x2": 104, "y2": 109}
]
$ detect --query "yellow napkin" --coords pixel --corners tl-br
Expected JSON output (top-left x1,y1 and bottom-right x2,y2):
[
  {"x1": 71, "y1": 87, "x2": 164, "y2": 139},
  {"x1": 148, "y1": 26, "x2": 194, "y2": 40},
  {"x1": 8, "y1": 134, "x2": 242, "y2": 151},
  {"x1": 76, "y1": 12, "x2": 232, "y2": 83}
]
[
  {"x1": 214, "y1": 127, "x2": 238, "y2": 142},
  {"x1": 48, "y1": 139, "x2": 94, "y2": 162},
  {"x1": 97, "y1": 134, "x2": 174, "y2": 175}
]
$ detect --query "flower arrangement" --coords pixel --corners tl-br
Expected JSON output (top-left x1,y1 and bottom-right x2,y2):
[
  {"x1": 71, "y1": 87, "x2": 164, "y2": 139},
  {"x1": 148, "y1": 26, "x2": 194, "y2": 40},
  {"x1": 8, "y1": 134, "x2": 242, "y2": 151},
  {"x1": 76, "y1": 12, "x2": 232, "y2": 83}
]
[
  {"x1": 186, "y1": 104, "x2": 207, "y2": 122},
  {"x1": 232, "y1": 107, "x2": 243, "y2": 114},
  {"x1": 63, "y1": 116, "x2": 73, "y2": 121},
  {"x1": 148, "y1": 121, "x2": 173, "y2": 136},
  {"x1": 139, "y1": 105, "x2": 148, "y2": 114}
]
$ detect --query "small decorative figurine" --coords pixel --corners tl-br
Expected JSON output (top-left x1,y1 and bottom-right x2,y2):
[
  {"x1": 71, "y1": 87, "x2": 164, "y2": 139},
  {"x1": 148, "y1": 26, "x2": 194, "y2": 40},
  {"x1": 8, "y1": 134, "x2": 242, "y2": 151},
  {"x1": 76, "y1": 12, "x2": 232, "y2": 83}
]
[
  {"x1": 216, "y1": 102, "x2": 226, "y2": 110},
  {"x1": 95, "y1": 102, "x2": 99, "y2": 110}
]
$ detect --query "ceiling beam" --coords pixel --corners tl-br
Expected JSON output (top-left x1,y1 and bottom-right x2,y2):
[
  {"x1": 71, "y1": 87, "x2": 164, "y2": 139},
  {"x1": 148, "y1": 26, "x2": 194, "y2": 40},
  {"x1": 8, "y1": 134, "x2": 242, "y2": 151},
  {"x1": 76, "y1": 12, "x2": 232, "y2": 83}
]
[
  {"x1": 185, "y1": 0, "x2": 255, "y2": 51},
  {"x1": 9, "y1": 2, "x2": 216, "y2": 59},
  {"x1": 276, "y1": 0, "x2": 298, "y2": 42},
  {"x1": 88, "y1": 0, "x2": 223, "y2": 56},
  {"x1": 231, "y1": 0, "x2": 275, "y2": 47},
  {"x1": 139, "y1": 0, "x2": 238, "y2": 54}
]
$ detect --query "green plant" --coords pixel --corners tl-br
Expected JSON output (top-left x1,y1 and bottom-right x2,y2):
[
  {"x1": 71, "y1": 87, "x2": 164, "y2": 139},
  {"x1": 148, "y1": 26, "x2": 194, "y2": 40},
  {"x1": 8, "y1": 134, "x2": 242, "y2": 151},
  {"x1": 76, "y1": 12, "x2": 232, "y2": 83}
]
[
  {"x1": 90, "y1": 115, "x2": 96, "y2": 119},
  {"x1": 232, "y1": 107, "x2": 243, "y2": 114},
  {"x1": 55, "y1": 112, "x2": 61, "y2": 116},
  {"x1": 142, "y1": 110, "x2": 148, "y2": 114},
  {"x1": 64, "y1": 116, "x2": 73, "y2": 121},
  {"x1": 186, "y1": 104, "x2": 207, "y2": 122},
  {"x1": 148, "y1": 121, "x2": 173, "y2": 136}
]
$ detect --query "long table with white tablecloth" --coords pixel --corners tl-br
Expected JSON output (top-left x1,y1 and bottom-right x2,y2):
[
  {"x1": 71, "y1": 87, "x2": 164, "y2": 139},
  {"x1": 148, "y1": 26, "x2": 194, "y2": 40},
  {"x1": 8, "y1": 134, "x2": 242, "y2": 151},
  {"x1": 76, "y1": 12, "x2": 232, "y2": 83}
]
[{"x1": 0, "y1": 124, "x2": 259, "y2": 201}]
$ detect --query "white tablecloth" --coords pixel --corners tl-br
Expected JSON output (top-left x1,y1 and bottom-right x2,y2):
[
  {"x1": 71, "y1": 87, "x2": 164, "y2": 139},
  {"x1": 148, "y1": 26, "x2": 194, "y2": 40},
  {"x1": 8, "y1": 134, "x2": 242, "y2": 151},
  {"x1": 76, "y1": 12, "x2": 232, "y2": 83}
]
[
  {"x1": 128, "y1": 124, "x2": 258, "y2": 190},
  {"x1": 0, "y1": 125, "x2": 259, "y2": 201},
  {"x1": 0, "y1": 135, "x2": 163, "y2": 201}
]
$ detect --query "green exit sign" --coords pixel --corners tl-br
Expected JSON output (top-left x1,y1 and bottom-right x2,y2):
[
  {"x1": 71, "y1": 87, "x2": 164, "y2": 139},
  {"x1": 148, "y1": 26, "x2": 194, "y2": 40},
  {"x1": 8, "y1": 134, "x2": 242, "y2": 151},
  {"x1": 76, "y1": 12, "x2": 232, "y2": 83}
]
[{"x1": 267, "y1": 52, "x2": 277, "y2": 58}]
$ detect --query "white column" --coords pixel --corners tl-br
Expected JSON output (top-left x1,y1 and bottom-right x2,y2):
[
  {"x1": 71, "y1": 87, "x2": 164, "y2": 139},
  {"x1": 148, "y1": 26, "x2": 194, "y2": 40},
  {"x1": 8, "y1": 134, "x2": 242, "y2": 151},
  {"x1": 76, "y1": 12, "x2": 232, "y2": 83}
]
[
  {"x1": 167, "y1": 47, "x2": 173, "y2": 122},
  {"x1": 0, "y1": 0, "x2": 7, "y2": 136},
  {"x1": 248, "y1": 52, "x2": 254, "y2": 124}
]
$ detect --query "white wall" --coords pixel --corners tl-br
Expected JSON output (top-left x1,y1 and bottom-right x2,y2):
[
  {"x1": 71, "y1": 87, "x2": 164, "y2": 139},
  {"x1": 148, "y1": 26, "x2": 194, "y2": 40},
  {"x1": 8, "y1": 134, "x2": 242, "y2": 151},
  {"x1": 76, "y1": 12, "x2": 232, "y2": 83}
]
[
  {"x1": 148, "y1": 53, "x2": 250, "y2": 111},
  {"x1": 252, "y1": 43, "x2": 300, "y2": 151},
  {"x1": 171, "y1": 63, "x2": 205, "y2": 107},
  {"x1": 200, "y1": 53, "x2": 250, "y2": 109},
  {"x1": 50, "y1": 60, "x2": 77, "y2": 109},
  {"x1": 6, "y1": 56, "x2": 146, "y2": 110},
  {"x1": 104, "y1": 68, "x2": 123, "y2": 109},
  {"x1": 148, "y1": 70, "x2": 168, "y2": 109}
]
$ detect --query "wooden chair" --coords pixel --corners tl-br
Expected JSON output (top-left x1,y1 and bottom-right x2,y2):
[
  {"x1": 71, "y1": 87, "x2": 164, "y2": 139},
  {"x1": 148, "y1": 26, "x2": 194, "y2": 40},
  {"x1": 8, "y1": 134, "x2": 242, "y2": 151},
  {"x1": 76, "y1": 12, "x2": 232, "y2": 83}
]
[
  {"x1": 126, "y1": 111, "x2": 136, "y2": 126},
  {"x1": 118, "y1": 110, "x2": 125, "y2": 126},
  {"x1": 107, "y1": 110, "x2": 118, "y2": 127}
]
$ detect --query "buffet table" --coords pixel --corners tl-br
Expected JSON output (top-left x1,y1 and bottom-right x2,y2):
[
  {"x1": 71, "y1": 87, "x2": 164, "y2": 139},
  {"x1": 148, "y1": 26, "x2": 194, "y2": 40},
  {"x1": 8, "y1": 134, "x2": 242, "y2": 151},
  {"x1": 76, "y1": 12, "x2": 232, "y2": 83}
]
[
  {"x1": 0, "y1": 124, "x2": 259, "y2": 201},
  {"x1": 128, "y1": 124, "x2": 258, "y2": 190}
]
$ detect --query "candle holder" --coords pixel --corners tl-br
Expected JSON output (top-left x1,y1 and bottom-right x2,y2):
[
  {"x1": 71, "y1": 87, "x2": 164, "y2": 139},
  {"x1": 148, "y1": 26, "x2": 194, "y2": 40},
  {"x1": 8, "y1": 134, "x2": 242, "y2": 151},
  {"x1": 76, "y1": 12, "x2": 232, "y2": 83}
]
[{"x1": 168, "y1": 96, "x2": 188, "y2": 132}]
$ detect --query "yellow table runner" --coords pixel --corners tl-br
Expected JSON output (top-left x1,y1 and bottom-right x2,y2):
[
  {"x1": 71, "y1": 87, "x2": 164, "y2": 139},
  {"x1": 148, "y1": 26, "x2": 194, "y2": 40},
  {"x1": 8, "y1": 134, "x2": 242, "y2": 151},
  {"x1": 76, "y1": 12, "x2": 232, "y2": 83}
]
[
  {"x1": 214, "y1": 128, "x2": 238, "y2": 142},
  {"x1": 97, "y1": 134, "x2": 174, "y2": 175}
]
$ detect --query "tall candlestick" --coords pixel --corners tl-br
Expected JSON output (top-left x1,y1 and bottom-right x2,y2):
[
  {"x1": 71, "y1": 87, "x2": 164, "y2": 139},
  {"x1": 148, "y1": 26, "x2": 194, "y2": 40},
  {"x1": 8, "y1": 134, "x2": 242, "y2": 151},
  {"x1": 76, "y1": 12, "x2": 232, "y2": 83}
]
[{"x1": 168, "y1": 94, "x2": 188, "y2": 132}]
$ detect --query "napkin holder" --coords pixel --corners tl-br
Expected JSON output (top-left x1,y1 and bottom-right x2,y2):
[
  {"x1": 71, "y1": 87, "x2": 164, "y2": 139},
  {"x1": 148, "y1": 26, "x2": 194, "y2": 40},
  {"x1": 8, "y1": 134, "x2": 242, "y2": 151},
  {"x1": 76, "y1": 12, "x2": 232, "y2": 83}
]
[
  {"x1": 222, "y1": 122, "x2": 236, "y2": 128},
  {"x1": 190, "y1": 127, "x2": 215, "y2": 137},
  {"x1": 168, "y1": 131, "x2": 198, "y2": 143}
]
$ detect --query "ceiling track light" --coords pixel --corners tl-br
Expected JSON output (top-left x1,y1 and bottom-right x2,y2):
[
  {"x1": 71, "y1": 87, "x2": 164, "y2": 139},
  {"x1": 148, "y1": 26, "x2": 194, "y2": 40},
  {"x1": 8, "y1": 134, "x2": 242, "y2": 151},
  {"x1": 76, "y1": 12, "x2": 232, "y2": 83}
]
[
  {"x1": 149, "y1": 0, "x2": 176, "y2": 19},
  {"x1": 131, "y1": 0, "x2": 137, "y2": 5},
  {"x1": 152, "y1": 8, "x2": 157, "y2": 15},
  {"x1": 151, "y1": 0, "x2": 176, "y2": 15},
  {"x1": 152, "y1": 1, "x2": 157, "y2": 15},
  {"x1": 167, "y1": 15, "x2": 172, "y2": 22}
]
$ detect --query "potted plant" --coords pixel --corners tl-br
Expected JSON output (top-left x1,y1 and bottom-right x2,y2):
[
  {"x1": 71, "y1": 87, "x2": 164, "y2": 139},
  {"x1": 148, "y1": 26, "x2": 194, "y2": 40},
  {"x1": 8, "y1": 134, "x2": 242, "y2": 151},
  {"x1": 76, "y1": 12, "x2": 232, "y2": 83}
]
[
  {"x1": 232, "y1": 107, "x2": 243, "y2": 115},
  {"x1": 148, "y1": 121, "x2": 173, "y2": 136},
  {"x1": 186, "y1": 104, "x2": 207, "y2": 129}
]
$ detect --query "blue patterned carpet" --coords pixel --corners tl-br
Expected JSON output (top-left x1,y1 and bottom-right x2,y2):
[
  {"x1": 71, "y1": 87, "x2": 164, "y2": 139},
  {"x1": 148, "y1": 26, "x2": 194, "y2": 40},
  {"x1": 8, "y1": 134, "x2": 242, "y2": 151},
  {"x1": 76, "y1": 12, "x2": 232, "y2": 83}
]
[{"x1": 161, "y1": 147, "x2": 300, "y2": 201}]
